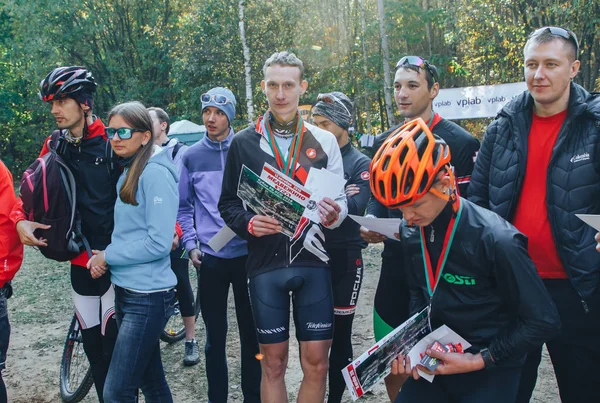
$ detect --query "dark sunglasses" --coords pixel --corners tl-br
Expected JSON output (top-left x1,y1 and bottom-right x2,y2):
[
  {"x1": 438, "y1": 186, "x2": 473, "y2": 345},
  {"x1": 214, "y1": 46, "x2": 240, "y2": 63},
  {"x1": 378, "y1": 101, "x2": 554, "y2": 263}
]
[
  {"x1": 105, "y1": 127, "x2": 146, "y2": 140},
  {"x1": 316, "y1": 93, "x2": 351, "y2": 117},
  {"x1": 201, "y1": 93, "x2": 233, "y2": 106},
  {"x1": 395, "y1": 56, "x2": 438, "y2": 83},
  {"x1": 531, "y1": 26, "x2": 579, "y2": 55}
]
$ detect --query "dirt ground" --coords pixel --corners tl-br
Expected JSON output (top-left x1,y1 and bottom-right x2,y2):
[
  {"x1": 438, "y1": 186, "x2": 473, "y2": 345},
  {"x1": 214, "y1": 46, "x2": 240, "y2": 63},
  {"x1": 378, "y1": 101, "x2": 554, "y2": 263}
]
[{"x1": 5, "y1": 244, "x2": 559, "y2": 402}]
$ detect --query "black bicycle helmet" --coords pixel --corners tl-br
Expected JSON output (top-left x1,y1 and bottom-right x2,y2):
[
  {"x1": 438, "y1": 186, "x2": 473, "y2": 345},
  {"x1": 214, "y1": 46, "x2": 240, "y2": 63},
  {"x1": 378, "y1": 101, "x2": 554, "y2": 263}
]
[{"x1": 39, "y1": 66, "x2": 97, "y2": 102}]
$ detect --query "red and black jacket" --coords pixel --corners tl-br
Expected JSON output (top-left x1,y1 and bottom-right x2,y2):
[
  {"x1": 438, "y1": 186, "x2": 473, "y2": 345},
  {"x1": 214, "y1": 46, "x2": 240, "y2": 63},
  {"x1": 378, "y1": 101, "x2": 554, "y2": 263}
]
[{"x1": 11, "y1": 119, "x2": 121, "y2": 265}]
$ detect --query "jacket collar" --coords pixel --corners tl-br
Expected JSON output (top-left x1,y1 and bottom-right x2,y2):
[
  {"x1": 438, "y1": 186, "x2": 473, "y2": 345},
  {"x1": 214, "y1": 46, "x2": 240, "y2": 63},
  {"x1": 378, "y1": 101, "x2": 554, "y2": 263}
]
[
  {"x1": 340, "y1": 141, "x2": 352, "y2": 156},
  {"x1": 202, "y1": 128, "x2": 234, "y2": 150}
]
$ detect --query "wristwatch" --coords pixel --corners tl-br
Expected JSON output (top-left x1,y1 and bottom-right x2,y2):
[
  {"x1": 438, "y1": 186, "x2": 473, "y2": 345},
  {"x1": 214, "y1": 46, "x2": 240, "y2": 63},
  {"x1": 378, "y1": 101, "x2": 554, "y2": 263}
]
[{"x1": 479, "y1": 348, "x2": 496, "y2": 369}]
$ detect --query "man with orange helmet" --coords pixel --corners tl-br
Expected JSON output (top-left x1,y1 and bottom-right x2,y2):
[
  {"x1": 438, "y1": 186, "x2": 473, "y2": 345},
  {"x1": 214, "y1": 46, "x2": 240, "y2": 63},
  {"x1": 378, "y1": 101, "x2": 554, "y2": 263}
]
[
  {"x1": 362, "y1": 55, "x2": 479, "y2": 400},
  {"x1": 370, "y1": 118, "x2": 559, "y2": 402}
]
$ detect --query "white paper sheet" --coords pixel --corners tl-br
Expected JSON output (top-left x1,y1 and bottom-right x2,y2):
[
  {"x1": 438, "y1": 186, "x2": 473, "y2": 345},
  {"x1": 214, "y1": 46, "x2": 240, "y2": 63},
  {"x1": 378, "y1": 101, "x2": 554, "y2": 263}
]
[
  {"x1": 207, "y1": 225, "x2": 236, "y2": 253},
  {"x1": 406, "y1": 325, "x2": 471, "y2": 383},
  {"x1": 576, "y1": 214, "x2": 600, "y2": 232},
  {"x1": 302, "y1": 167, "x2": 347, "y2": 223},
  {"x1": 348, "y1": 214, "x2": 401, "y2": 241}
]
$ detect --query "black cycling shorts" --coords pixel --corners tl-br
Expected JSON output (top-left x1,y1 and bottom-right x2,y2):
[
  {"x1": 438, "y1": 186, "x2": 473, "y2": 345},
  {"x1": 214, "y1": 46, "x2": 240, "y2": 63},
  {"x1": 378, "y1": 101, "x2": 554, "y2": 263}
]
[{"x1": 248, "y1": 266, "x2": 333, "y2": 344}]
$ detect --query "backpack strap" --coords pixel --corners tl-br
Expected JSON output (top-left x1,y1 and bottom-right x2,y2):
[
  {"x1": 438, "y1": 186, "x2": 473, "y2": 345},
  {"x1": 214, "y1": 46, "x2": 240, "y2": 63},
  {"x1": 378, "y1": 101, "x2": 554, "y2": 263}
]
[
  {"x1": 50, "y1": 130, "x2": 67, "y2": 155},
  {"x1": 105, "y1": 136, "x2": 117, "y2": 174},
  {"x1": 58, "y1": 157, "x2": 92, "y2": 257},
  {"x1": 57, "y1": 158, "x2": 78, "y2": 242},
  {"x1": 172, "y1": 141, "x2": 185, "y2": 159}
]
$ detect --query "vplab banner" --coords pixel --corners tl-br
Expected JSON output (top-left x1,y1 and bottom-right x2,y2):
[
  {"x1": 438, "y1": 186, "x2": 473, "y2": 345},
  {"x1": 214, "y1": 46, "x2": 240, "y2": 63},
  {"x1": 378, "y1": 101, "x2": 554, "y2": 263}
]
[{"x1": 434, "y1": 82, "x2": 527, "y2": 120}]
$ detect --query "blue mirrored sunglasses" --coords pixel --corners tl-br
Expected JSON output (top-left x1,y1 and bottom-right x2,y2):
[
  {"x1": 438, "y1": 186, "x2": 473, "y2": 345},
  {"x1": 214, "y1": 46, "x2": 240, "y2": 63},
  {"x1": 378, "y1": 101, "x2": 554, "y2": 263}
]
[{"x1": 105, "y1": 127, "x2": 145, "y2": 140}]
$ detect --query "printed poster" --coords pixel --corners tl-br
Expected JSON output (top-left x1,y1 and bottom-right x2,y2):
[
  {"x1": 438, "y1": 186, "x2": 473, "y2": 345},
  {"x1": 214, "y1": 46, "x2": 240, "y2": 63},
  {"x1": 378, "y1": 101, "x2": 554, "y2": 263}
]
[{"x1": 237, "y1": 165, "x2": 306, "y2": 238}]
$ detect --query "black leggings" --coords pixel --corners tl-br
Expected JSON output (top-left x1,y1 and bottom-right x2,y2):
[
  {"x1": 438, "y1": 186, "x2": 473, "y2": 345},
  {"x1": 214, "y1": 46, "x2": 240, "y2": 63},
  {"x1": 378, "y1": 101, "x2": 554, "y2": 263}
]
[
  {"x1": 328, "y1": 248, "x2": 364, "y2": 403},
  {"x1": 81, "y1": 321, "x2": 117, "y2": 403},
  {"x1": 71, "y1": 264, "x2": 117, "y2": 403},
  {"x1": 170, "y1": 255, "x2": 195, "y2": 318}
]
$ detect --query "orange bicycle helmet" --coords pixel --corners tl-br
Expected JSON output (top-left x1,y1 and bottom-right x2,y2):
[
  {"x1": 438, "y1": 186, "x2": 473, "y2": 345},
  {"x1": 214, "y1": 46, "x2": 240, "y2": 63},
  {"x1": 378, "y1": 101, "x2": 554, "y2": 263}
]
[{"x1": 370, "y1": 117, "x2": 452, "y2": 208}]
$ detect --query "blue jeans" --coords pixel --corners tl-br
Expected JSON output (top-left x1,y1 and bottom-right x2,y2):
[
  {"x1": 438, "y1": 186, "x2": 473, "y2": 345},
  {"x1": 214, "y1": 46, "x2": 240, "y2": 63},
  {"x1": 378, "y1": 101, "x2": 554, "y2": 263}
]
[
  {"x1": 103, "y1": 286, "x2": 175, "y2": 403},
  {"x1": 199, "y1": 254, "x2": 261, "y2": 403}
]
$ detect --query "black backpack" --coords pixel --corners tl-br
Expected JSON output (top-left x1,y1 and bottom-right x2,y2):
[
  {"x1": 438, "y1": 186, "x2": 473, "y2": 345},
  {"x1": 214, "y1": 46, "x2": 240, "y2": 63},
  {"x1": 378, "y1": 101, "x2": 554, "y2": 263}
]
[{"x1": 19, "y1": 131, "x2": 91, "y2": 261}]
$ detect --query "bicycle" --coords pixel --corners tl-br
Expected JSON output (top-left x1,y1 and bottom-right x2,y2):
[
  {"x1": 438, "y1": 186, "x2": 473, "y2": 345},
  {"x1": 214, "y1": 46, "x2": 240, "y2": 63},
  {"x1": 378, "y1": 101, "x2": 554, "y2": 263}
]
[
  {"x1": 161, "y1": 261, "x2": 201, "y2": 343},
  {"x1": 60, "y1": 314, "x2": 94, "y2": 402}
]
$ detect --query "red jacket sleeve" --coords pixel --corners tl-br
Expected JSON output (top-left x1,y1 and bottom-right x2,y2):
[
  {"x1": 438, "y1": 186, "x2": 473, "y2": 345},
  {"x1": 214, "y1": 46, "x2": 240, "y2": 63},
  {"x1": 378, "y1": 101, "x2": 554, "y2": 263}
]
[
  {"x1": 0, "y1": 160, "x2": 24, "y2": 287},
  {"x1": 175, "y1": 221, "x2": 183, "y2": 238},
  {"x1": 10, "y1": 136, "x2": 52, "y2": 225}
]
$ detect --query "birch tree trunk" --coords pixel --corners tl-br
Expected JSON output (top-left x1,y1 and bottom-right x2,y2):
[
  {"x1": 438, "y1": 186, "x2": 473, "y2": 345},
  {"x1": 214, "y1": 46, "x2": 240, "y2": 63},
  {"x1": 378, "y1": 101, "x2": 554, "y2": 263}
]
[
  {"x1": 423, "y1": 0, "x2": 433, "y2": 57},
  {"x1": 377, "y1": 0, "x2": 396, "y2": 128},
  {"x1": 238, "y1": 0, "x2": 254, "y2": 122},
  {"x1": 359, "y1": 0, "x2": 373, "y2": 135}
]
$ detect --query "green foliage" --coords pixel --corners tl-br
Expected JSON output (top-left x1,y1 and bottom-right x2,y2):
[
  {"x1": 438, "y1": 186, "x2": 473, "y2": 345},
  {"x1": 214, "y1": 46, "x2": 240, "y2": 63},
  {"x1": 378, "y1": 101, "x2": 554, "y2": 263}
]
[{"x1": 0, "y1": 0, "x2": 598, "y2": 176}]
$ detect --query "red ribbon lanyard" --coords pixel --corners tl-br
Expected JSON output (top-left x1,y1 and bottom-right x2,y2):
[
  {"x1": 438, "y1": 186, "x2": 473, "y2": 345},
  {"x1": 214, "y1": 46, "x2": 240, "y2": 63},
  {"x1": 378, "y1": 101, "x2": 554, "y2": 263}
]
[
  {"x1": 419, "y1": 199, "x2": 463, "y2": 297},
  {"x1": 263, "y1": 113, "x2": 305, "y2": 179}
]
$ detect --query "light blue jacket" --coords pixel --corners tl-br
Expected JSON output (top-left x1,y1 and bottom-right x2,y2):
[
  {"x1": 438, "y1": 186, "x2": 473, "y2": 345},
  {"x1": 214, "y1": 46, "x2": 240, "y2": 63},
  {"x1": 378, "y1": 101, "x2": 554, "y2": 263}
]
[{"x1": 105, "y1": 147, "x2": 178, "y2": 291}]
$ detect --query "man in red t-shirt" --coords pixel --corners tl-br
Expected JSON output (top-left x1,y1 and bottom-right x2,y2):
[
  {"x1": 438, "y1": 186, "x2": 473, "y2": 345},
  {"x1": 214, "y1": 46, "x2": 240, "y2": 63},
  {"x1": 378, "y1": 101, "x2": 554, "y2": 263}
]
[{"x1": 469, "y1": 27, "x2": 600, "y2": 403}]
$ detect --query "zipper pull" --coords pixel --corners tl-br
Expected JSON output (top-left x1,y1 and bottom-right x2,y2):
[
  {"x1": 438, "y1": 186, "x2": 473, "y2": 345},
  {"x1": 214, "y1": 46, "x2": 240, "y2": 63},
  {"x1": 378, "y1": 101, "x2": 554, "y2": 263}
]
[
  {"x1": 581, "y1": 299, "x2": 590, "y2": 314},
  {"x1": 430, "y1": 227, "x2": 435, "y2": 242}
]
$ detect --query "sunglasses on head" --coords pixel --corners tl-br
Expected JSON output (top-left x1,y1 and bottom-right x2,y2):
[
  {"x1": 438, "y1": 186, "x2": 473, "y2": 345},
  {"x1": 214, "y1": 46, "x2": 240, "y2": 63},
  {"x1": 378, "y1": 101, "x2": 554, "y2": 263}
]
[
  {"x1": 395, "y1": 56, "x2": 438, "y2": 83},
  {"x1": 531, "y1": 26, "x2": 579, "y2": 55},
  {"x1": 201, "y1": 93, "x2": 233, "y2": 106},
  {"x1": 105, "y1": 127, "x2": 145, "y2": 140},
  {"x1": 316, "y1": 93, "x2": 352, "y2": 117}
]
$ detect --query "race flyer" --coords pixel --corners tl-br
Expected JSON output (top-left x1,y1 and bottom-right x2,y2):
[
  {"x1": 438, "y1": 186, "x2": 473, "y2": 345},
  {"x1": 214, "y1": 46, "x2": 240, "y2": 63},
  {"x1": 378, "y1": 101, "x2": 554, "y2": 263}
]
[
  {"x1": 259, "y1": 162, "x2": 311, "y2": 207},
  {"x1": 342, "y1": 308, "x2": 472, "y2": 399},
  {"x1": 237, "y1": 165, "x2": 305, "y2": 238},
  {"x1": 341, "y1": 308, "x2": 430, "y2": 400}
]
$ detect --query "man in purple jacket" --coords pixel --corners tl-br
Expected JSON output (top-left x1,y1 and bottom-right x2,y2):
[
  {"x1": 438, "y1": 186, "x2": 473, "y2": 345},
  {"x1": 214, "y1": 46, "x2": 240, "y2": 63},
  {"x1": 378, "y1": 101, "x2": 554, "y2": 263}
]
[{"x1": 178, "y1": 87, "x2": 261, "y2": 402}]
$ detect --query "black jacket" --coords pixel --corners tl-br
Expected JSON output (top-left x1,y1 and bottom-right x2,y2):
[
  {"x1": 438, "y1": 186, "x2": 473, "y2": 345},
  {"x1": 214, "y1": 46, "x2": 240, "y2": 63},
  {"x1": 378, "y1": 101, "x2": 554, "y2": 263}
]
[
  {"x1": 218, "y1": 120, "x2": 347, "y2": 277},
  {"x1": 468, "y1": 83, "x2": 600, "y2": 301},
  {"x1": 325, "y1": 142, "x2": 371, "y2": 250},
  {"x1": 402, "y1": 198, "x2": 560, "y2": 367},
  {"x1": 54, "y1": 123, "x2": 120, "y2": 250},
  {"x1": 367, "y1": 117, "x2": 480, "y2": 258}
]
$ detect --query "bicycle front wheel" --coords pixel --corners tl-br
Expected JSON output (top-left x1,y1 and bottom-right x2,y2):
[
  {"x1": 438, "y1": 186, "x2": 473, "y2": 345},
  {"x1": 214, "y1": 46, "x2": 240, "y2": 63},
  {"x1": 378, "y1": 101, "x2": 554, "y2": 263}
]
[{"x1": 60, "y1": 314, "x2": 94, "y2": 402}]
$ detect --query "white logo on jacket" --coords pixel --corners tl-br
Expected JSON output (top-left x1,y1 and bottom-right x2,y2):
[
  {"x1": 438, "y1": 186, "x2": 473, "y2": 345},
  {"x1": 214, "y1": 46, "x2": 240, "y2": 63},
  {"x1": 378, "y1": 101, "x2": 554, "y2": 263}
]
[
  {"x1": 153, "y1": 196, "x2": 163, "y2": 204},
  {"x1": 570, "y1": 152, "x2": 590, "y2": 164}
]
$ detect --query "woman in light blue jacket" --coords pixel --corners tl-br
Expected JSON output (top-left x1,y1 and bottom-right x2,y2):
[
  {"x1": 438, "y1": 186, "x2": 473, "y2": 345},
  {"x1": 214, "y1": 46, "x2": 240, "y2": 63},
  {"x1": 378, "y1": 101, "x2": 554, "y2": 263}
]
[{"x1": 87, "y1": 101, "x2": 178, "y2": 403}]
